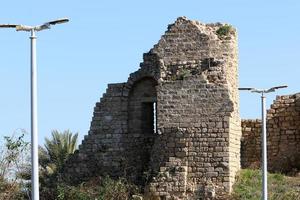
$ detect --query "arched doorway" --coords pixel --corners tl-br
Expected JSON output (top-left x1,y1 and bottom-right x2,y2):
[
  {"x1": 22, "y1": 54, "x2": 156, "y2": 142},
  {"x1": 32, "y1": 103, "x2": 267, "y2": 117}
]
[{"x1": 126, "y1": 77, "x2": 157, "y2": 184}]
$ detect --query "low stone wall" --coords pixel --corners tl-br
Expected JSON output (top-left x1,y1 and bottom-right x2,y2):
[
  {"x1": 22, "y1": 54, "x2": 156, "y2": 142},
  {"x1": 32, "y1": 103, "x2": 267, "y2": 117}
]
[{"x1": 241, "y1": 93, "x2": 300, "y2": 173}]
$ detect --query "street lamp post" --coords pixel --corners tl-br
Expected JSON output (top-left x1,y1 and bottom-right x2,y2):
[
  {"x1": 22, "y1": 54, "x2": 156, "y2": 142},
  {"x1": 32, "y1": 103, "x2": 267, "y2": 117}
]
[
  {"x1": 0, "y1": 18, "x2": 69, "y2": 200},
  {"x1": 239, "y1": 85, "x2": 287, "y2": 200}
]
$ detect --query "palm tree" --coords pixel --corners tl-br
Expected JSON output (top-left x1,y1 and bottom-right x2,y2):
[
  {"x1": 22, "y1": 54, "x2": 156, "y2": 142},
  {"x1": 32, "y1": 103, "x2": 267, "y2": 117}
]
[
  {"x1": 12, "y1": 130, "x2": 78, "y2": 199},
  {"x1": 40, "y1": 130, "x2": 78, "y2": 174},
  {"x1": 36, "y1": 130, "x2": 78, "y2": 199}
]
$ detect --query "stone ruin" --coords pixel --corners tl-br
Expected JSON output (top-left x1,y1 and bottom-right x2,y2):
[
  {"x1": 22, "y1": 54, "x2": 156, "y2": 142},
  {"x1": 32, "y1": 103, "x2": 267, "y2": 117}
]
[
  {"x1": 64, "y1": 17, "x2": 241, "y2": 199},
  {"x1": 241, "y1": 93, "x2": 300, "y2": 173},
  {"x1": 64, "y1": 17, "x2": 300, "y2": 199}
]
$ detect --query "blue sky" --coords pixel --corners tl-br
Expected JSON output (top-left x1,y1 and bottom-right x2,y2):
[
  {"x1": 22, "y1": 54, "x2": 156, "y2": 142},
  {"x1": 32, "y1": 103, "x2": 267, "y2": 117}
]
[{"x1": 1, "y1": 0, "x2": 299, "y2": 144}]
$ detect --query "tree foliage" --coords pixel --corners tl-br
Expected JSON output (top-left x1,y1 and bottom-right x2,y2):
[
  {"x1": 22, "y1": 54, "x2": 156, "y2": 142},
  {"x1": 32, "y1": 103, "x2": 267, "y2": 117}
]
[
  {"x1": 38, "y1": 130, "x2": 78, "y2": 199},
  {"x1": 0, "y1": 130, "x2": 30, "y2": 200},
  {"x1": 41, "y1": 130, "x2": 78, "y2": 174}
]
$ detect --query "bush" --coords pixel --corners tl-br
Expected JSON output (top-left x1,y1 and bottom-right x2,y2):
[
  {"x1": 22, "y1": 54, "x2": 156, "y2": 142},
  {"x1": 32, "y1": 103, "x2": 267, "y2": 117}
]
[
  {"x1": 99, "y1": 177, "x2": 139, "y2": 200},
  {"x1": 231, "y1": 169, "x2": 300, "y2": 200},
  {"x1": 216, "y1": 24, "x2": 233, "y2": 38},
  {"x1": 0, "y1": 177, "x2": 26, "y2": 200},
  {"x1": 0, "y1": 130, "x2": 30, "y2": 200},
  {"x1": 46, "y1": 176, "x2": 139, "y2": 200},
  {"x1": 56, "y1": 184, "x2": 92, "y2": 200}
]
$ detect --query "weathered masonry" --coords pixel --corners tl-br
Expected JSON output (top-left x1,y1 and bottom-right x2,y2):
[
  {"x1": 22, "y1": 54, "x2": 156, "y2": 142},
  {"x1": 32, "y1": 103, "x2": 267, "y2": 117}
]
[
  {"x1": 64, "y1": 17, "x2": 241, "y2": 199},
  {"x1": 241, "y1": 93, "x2": 300, "y2": 173}
]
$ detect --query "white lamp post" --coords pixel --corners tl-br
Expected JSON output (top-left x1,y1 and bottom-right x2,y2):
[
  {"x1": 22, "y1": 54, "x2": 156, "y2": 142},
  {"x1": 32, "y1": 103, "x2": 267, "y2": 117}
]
[
  {"x1": 239, "y1": 85, "x2": 287, "y2": 200},
  {"x1": 0, "y1": 18, "x2": 69, "y2": 200}
]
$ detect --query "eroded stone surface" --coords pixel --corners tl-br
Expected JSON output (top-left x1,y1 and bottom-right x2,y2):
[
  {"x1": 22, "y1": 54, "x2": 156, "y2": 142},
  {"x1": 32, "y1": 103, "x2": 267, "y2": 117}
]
[{"x1": 241, "y1": 93, "x2": 300, "y2": 173}]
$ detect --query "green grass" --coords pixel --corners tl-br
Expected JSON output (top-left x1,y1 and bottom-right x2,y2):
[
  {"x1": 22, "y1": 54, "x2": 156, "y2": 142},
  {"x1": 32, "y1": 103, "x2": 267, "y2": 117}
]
[{"x1": 231, "y1": 169, "x2": 300, "y2": 200}]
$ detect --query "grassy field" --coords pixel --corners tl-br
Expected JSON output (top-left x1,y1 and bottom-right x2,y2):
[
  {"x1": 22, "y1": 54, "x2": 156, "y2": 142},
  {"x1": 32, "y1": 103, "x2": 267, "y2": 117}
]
[{"x1": 230, "y1": 169, "x2": 300, "y2": 200}]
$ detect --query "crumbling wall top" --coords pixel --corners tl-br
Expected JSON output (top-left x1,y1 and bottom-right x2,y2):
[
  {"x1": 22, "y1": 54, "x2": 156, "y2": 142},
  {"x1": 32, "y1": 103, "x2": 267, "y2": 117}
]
[{"x1": 142, "y1": 16, "x2": 238, "y2": 85}]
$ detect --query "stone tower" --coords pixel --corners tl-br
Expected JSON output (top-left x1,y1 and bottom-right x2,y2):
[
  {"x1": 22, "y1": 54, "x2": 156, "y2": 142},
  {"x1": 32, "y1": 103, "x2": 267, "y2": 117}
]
[{"x1": 64, "y1": 17, "x2": 241, "y2": 199}]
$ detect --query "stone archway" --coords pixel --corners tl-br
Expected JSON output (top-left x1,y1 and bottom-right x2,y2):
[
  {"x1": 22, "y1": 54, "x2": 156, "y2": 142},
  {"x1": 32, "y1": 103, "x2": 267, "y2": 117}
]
[{"x1": 125, "y1": 77, "x2": 157, "y2": 185}]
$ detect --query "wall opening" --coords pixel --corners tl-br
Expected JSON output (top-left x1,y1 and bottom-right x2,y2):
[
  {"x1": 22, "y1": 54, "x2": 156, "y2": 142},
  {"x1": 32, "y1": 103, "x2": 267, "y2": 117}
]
[
  {"x1": 142, "y1": 102, "x2": 157, "y2": 134},
  {"x1": 126, "y1": 77, "x2": 157, "y2": 185},
  {"x1": 153, "y1": 102, "x2": 157, "y2": 134}
]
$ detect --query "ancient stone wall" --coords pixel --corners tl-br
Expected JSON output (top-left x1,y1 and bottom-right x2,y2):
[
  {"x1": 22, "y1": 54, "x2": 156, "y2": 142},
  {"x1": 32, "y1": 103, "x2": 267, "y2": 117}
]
[
  {"x1": 148, "y1": 78, "x2": 237, "y2": 199},
  {"x1": 64, "y1": 17, "x2": 241, "y2": 199},
  {"x1": 241, "y1": 93, "x2": 300, "y2": 173},
  {"x1": 146, "y1": 17, "x2": 241, "y2": 200},
  {"x1": 64, "y1": 62, "x2": 161, "y2": 184},
  {"x1": 64, "y1": 83, "x2": 129, "y2": 182}
]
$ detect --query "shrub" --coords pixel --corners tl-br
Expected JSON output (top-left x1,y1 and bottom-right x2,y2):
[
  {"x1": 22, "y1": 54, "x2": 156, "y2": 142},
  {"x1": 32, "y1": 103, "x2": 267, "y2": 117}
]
[
  {"x1": 216, "y1": 24, "x2": 233, "y2": 38},
  {"x1": 98, "y1": 177, "x2": 139, "y2": 200},
  {"x1": 43, "y1": 176, "x2": 139, "y2": 200},
  {"x1": 0, "y1": 130, "x2": 30, "y2": 200},
  {"x1": 231, "y1": 169, "x2": 300, "y2": 200},
  {"x1": 56, "y1": 183, "x2": 92, "y2": 200}
]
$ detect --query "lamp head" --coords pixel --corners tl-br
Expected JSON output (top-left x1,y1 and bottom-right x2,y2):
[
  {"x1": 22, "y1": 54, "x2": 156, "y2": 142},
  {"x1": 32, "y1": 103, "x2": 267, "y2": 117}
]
[
  {"x1": 238, "y1": 87, "x2": 255, "y2": 91},
  {"x1": 266, "y1": 85, "x2": 288, "y2": 93},
  {"x1": 48, "y1": 18, "x2": 69, "y2": 25},
  {"x1": 0, "y1": 24, "x2": 18, "y2": 28},
  {"x1": 34, "y1": 18, "x2": 69, "y2": 31},
  {"x1": 0, "y1": 18, "x2": 69, "y2": 32}
]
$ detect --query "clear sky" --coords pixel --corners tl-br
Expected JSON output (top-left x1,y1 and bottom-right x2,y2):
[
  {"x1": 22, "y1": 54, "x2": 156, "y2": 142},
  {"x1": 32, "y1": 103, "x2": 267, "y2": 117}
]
[{"x1": 1, "y1": 0, "x2": 299, "y2": 144}]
